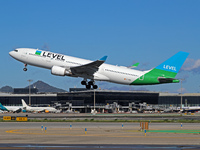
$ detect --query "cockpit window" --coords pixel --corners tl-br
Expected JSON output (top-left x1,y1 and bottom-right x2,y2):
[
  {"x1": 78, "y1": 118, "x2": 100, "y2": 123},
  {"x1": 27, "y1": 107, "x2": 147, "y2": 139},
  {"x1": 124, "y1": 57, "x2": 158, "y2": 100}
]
[{"x1": 14, "y1": 50, "x2": 18, "y2": 52}]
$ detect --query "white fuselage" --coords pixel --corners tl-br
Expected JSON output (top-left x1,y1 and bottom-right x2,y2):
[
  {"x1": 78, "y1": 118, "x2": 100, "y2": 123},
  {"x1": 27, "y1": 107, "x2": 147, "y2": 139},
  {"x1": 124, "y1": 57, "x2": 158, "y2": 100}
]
[
  {"x1": 21, "y1": 99, "x2": 57, "y2": 113},
  {"x1": 4, "y1": 106, "x2": 23, "y2": 112},
  {"x1": 26, "y1": 106, "x2": 57, "y2": 112},
  {"x1": 9, "y1": 48, "x2": 146, "y2": 85}
]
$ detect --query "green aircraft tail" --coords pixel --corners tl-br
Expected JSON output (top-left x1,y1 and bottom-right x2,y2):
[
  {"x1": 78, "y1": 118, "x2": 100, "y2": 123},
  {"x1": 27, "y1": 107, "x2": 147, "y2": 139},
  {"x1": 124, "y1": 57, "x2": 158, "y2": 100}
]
[{"x1": 131, "y1": 51, "x2": 189, "y2": 85}]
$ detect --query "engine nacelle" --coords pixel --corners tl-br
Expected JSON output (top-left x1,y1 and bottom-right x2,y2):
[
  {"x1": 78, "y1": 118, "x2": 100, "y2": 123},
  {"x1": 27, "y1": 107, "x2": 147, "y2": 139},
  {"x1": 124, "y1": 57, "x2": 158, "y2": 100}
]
[{"x1": 51, "y1": 66, "x2": 71, "y2": 76}]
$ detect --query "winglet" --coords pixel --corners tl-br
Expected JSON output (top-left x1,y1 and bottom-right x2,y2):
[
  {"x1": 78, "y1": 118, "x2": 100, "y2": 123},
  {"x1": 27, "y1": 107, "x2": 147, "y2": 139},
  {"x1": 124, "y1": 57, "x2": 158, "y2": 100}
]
[
  {"x1": 129, "y1": 62, "x2": 139, "y2": 68},
  {"x1": 132, "y1": 62, "x2": 139, "y2": 67},
  {"x1": 99, "y1": 56, "x2": 108, "y2": 61}
]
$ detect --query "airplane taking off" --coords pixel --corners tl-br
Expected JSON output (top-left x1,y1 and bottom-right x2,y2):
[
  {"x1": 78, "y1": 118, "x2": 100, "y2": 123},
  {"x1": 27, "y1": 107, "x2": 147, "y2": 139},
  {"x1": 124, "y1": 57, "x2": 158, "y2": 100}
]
[
  {"x1": 9, "y1": 48, "x2": 189, "y2": 89},
  {"x1": 0, "y1": 103, "x2": 22, "y2": 113},
  {"x1": 21, "y1": 99, "x2": 57, "y2": 113}
]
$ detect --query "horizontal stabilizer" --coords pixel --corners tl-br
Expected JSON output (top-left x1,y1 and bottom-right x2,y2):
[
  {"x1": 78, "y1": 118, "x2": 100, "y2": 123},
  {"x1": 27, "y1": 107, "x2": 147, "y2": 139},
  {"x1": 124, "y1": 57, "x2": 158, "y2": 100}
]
[{"x1": 158, "y1": 77, "x2": 179, "y2": 83}]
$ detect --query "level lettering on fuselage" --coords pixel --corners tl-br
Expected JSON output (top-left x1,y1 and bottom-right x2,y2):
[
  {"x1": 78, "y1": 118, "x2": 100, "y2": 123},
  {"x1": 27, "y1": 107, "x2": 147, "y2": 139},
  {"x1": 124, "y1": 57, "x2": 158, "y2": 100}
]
[{"x1": 42, "y1": 51, "x2": 65, "y2": 61}]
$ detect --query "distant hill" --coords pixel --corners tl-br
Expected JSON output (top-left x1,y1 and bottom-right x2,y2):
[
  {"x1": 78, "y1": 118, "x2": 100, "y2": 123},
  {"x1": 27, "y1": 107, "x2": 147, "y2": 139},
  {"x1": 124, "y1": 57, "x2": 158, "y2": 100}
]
[
  {"x1": 0, "y1": 86, "x2": 13, "y2": 93},
  {"x1": 25, "y1": 80, "x2": 67, "y2": 93},
  {"x1": 0, "y1": 81, "x2": 67, "y2": 93}
]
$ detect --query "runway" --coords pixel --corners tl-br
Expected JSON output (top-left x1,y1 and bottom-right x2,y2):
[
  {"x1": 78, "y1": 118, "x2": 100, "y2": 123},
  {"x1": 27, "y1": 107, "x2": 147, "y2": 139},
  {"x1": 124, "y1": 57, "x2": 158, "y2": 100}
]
[
  {"x1": 0, "y1": 144, "x2": 200, "y2": 150},
  {"x1": 1, "y1": 122, "x2": 200, "y2": 148}
]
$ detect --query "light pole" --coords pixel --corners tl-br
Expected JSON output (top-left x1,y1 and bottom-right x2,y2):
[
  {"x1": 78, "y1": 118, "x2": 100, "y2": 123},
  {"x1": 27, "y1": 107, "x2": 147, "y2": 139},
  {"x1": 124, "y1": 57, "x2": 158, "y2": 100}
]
[
  {"x1": 28, "y1": 79, "x2": 33, "y2": 106},
  {"x1": 180, "y1": 79, "x2": 185, "y2": 112},
  {"x1": 93, "y1": 89, "x2": 96, "y2": 115}
]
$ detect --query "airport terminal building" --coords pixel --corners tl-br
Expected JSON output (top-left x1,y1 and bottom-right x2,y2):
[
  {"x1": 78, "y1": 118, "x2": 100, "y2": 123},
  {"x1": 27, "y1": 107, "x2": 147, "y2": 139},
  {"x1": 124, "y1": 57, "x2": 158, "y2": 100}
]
[{"x1": 0, "y1": 88, "x2": 200, "y2": 112}]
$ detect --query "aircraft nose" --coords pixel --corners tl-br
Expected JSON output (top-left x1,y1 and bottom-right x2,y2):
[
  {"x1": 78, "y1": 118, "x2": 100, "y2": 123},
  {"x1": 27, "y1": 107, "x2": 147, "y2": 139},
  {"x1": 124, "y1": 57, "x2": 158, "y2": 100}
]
[{"x1": 9, "y1": 51, "x2": 14, "y2": 57}]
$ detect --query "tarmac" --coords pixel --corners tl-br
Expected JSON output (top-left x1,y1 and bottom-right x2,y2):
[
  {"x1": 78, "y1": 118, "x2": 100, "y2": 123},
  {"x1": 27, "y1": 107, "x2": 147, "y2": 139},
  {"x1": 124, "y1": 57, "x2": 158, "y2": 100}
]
[
  {"x1": 0, "y1": 113, "x2": 200, "y2": 149},
  {"x1": 1, "y1": 122, "x2": 200, "y2": 145}
]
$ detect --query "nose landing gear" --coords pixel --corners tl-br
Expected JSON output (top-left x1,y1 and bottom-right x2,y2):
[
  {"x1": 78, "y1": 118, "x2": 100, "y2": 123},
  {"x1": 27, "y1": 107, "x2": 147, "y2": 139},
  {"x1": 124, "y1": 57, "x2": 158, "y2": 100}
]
[
  {"x1": 23, "y1": 64, "x2": 27, "y2": 71},
  {"x1": 81, "y1": 80, "x2": 98, "y2": 89}
]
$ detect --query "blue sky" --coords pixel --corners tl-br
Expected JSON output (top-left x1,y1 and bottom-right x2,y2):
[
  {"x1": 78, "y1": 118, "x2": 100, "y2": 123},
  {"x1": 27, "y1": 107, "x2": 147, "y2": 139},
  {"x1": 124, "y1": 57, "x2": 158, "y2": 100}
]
[{"x1": 1, "y1": 0, "x2": 200, "y2": 93}]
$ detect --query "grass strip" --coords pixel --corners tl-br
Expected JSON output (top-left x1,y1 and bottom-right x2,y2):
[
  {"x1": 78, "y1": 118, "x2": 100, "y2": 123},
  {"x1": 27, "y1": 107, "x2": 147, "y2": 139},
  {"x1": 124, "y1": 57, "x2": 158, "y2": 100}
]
[{"x1": 0, "y1": 118, "x2": 200, "y2": 123}]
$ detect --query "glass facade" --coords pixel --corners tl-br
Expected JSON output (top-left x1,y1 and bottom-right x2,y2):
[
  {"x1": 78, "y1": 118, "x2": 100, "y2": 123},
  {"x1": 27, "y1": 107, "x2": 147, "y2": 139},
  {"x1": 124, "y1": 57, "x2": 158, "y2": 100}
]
[
  {"x1": 57, "y1": 91, "x2": 159, "y2": 106},
  {"x1": 0, "y1": 91, "x2": 200, "y2": 107},
  {"x1": 159, "y1": 96, "x2": 200, "y2": 107}
]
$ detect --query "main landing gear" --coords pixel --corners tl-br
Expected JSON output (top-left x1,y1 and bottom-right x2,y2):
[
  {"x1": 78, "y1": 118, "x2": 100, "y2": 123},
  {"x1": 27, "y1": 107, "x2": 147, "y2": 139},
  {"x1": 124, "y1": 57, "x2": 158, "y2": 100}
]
[
  {"x1": 81, "y1": 80, "x2": 98, "y2": 89},
  {"x1": 23, "y1": 64, "x2": 27, "y2": 71}
]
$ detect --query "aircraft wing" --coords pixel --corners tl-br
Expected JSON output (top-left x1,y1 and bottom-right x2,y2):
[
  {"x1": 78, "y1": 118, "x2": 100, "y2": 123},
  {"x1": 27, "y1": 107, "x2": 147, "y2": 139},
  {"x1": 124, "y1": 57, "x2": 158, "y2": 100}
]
[{"x1": 70, "y1": 56, "x2": 107, "y2": 76}]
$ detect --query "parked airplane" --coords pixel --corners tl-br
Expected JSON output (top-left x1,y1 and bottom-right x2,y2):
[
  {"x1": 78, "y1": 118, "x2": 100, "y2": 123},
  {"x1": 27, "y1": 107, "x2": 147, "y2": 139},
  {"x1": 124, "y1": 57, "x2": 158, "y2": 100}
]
[
  {"x1": 0, "y1": 103, "x2": 22, "y2": 113},
  {"x1": 21, "y1": 99, "x2": 57, "y2": 113},
  {"x1": 177, "y1": 106, "x2": 200, "y2": 113},
  {"x1": 9, "y1": 48, "x2": 189, "y2": 89}
]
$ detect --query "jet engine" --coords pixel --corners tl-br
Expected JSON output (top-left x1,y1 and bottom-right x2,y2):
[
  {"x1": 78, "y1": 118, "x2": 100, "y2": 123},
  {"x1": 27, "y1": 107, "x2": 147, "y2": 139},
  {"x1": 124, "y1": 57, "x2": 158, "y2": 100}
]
[{"x1": 51, "y1": 66, "x2": 71, "y2": 76}]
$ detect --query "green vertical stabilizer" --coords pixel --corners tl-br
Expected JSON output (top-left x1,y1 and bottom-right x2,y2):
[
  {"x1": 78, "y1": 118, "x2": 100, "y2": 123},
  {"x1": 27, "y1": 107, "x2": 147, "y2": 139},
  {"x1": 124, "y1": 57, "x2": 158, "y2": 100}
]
[{"x1": 130, "y1": 51, "x2": 189, "y2": 85}]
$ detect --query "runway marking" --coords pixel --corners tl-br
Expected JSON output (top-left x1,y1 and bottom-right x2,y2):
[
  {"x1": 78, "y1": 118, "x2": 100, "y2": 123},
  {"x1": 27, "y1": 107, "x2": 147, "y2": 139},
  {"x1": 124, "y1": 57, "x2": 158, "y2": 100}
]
[
  {"x1": 0, "y1": 148, "x2": 28, "y2": 149},
  {"x1": 5, "y1": 128, "x2": 200, "y2": 140},
  {"x1": 148, "y1": 130, "x2": 200, "y2": 134}
]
